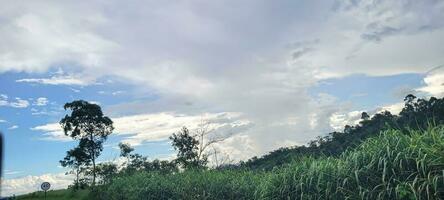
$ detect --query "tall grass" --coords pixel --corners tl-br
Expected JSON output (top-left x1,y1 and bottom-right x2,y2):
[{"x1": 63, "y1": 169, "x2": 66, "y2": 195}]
[
  {"x1": 94, "y1": 170, "x2": 262, "y2": 199},
  {"x1": 96, "y1": 127, "x2": 444, "y2": 200},
  {"x1": 260, "y1": 127, "x2": 444, "y2": 199}
]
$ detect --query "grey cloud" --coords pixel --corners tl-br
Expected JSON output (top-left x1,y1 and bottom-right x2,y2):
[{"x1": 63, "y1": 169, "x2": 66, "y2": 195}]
[
  {"x1": 361, "y1": 25, "x2": 401, "y2": 42},
  {"x1": 292, "y1": 47, "x2": 313, "y2": 59},
  {"x1": 3, "y1": 0, "x2": 444, "y2": 156},
  {"x1": 337, "y1": 0, "x2": 444, "y2": 42}
]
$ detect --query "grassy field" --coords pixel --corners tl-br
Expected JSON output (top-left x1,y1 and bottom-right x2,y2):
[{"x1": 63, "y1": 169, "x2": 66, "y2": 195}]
[
  {"x1": 92, "y1": 127, "x2": 444, "y2": 199},
  {"x1": 17, "y1": 127, "x2": 444, "y2": 199},
  {"x1": 16, "y1": 189, "x2": 89, "y2": 200}
]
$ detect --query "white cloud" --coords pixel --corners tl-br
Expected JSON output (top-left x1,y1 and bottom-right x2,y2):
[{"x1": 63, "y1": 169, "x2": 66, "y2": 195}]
[
  {"x1": 0, "y1": 2, "x2": 117, "y2": 73},
  {"x1": 34, "y1": 97, "x2": 48, "y2": 106},
  {"x1": 30, "y1": 108, "x2": 61, "y2": 116},
  {"x1": 1, "y1": 173, "x2": 74, "y2": 196},
  {"x1": 329, "y1": 101, "x2": 407, "y2": 132},
  {"x1": 9, "y1": 98, "x2": 29, "y2": 108},
  {"x1": 8, "y1": 125, "x2": 18, "y2": 130},
  {"x1": 0, "y1": 95, "x2": 29, "y2": 108},
  {"x1": 0, "y1": 119, "x2": 6, "y2": 123},
  {"x1": 378, "y1": 102, "x2": 405, "y2": 115},
  {"x1": 88, "y1": 101, "x2": 101, "y2": 105},
  {"x1": 98, "y1": 91, "x2": 125, "y2": 96},
  {"x1": 210, "y1": 134, "x2": 257, "y2": 163},
  {"x1": 111, "y1": 91, "x2": 124, "y2": 96},
  {"x1": 32, "y1": 111, "x2": 259, "y2": 163},
  {"x1": 115, "y1": 112, "x2": 252, "y2": 146},
  {"x1": 31, "y1": 123, "x2": 72, "y2": 142},
  {"x1": 0, "y1": 94, "x2": 8, "y2": 106},
  {"x1": 16, "y1": 74, "x2": 93, "y2": 86},
  {"x1": 416, "y1": 67, "x2": 444, "y2": 98},
  {"x1": 329, "y1": 111, "x2": 363, "y2": 131},
  {"x1": 4, "y1": 170, "x2": 22, "y2": 176},
  {"x1": 70, "y1": 88, "x2": 81, "y2": 93},
  {"x1": 32, "y1": 112, "x2": 252, "y2": 146}
]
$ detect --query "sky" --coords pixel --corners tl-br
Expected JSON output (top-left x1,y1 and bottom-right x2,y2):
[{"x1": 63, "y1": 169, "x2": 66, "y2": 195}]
[{"x1": 1, "y1": 0, "x2": 444, "y2": 196}]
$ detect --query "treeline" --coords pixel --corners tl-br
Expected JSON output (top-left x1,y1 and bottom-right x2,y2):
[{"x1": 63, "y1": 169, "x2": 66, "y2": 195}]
[
  {"x1": 58, "y1": 94, "x2": 444, "y2": 191},
  {"x1": 240, "y1": 94, "x2": 444, "y2": 170},
  {"x1": 59, "y1": 102, "x2": 225, "y2": 190}
]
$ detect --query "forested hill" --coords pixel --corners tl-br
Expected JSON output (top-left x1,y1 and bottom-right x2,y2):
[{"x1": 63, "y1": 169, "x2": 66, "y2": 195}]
[{"x1": 241, "y1": 94, "x2": 444, "y2": 170}]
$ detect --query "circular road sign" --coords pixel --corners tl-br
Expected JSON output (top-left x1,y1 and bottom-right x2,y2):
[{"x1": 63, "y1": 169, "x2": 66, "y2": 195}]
[{"x1": 41, "y1": 182, "x2": 51, "y2": 191}]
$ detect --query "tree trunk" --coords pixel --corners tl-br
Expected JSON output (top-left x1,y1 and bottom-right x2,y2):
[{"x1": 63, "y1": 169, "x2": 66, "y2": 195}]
[
  {"x1": 76, "y1": 167, "x2": 80, "y2": 189},
  {"x1": 92, "y1": 155, "x2": 96, "y2": 186},
  {"x1": 90, "y1": 133, "x2": 96, "y2": 186}
]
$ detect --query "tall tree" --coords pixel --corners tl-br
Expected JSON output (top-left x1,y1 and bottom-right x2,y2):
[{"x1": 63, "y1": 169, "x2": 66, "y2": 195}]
[{"x1": 60, "y1": 100, "x2": 114, "y2": 186}]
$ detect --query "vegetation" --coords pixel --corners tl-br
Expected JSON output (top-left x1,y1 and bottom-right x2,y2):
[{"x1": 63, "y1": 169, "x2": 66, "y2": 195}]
[
  {"x1": 46, "y1": 95, "x2": 444, "y2": 199},
  {"x1": 90, "y1": 126, "x2": 444, "y2": 199},
  {"x1": 260, "y1": 127, "x2": 444, "y2": 199},
  {"x1": 170, "y1": 126, "x2": 208, "y2": 169},
  {"x1": 17, "y1": 189, "x2": 89, "y2": 200},
  {"x1": 116, "y1": 142, "x2": 178, "y2": 175},
  {"x1": 60, "y1": 100, "x2": 114, "y2": 186}
]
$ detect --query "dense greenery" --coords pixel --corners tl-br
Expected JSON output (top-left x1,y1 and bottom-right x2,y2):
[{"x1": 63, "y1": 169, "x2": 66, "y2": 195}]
[
  {"x1": 242, "y1": 95, "x2": 444, "y2": 170},
  {"x1": 170, "y1": 126, "x2": 210, "y2": 169},
  {"x1": 261, "y1": 127, "x2": 444, "y2": 199},
  {"x1": 90, "y1": 126, "x2": 444, "y2": 199}
]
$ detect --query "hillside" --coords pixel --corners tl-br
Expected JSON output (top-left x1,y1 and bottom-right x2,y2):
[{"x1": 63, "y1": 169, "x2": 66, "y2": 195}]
[
  {"x1": 242, "y1": 95, "x2": 444, "y2": 170},
  {"x1": 92, "y1": 126, "x2": 444, "y2": 199}
]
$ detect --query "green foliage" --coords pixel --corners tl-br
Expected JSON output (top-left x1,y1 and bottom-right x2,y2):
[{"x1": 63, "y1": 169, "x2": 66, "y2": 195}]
[
  {"x1": 260, "y1": 127, "x2": 444, "y2": 199},
  {"x1": 170, "y1": 126, "x2": 207, "y2": 169},
  {"x1": 60, "y1": 144, "x2": 90, "y2": 190},
  {"x1": 94, "y1": 126, "x2": 444, "y2": 199},
  {"x1": 93, "y1": 170, "x2": 262, "y2": 200},
  {"x1": 117, "y1": 142, "x2": 179, "y2": 174},
  {"x1": 95, "y1": 162, "x2": 118, "y2": 185},
  {"x1": 60, "y1": 100, "x2": 114, "y2": 186},
  {"x1": 118, "y1": 142, "x2": 134, "y2": 158}
]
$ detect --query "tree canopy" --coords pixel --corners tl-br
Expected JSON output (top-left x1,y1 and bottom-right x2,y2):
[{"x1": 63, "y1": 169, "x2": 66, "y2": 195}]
[{"x1": 60, "y1": 100, "x2": 114, "y2": 186}]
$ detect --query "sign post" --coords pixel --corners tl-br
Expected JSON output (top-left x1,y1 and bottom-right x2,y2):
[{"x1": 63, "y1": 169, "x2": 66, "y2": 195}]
[{"x1": 41, "y1": 182, "x2": 51, "y2": 200}]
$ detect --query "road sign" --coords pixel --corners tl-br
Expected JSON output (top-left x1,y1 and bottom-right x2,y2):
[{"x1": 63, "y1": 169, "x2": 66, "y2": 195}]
[{"x1": 41, "y1": 182, "x2": 51, "y2": 191}]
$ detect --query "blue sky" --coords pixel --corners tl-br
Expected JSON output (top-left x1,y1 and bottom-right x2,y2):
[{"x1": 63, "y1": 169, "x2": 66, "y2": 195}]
[{"x1": 1, "y1": 0, "x2": 444, "y2": 196}]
